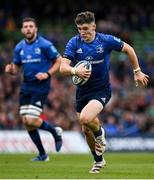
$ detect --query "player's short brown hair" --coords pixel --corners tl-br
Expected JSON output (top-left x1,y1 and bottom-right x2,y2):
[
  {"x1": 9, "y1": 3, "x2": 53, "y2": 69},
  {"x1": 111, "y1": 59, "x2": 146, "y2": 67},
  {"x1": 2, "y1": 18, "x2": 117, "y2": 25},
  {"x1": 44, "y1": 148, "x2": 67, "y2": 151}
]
[
  {"x1": 75, "y1": 11, "x2": 95, "y2": 25},
  {"x1": 22, "y1": 17, "x2": 37, "y2": 26}
]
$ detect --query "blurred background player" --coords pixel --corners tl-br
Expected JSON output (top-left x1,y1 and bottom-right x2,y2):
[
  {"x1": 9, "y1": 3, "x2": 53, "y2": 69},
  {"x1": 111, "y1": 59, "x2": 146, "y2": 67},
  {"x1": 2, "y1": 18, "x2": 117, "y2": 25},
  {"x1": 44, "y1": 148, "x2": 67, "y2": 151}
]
[
  {"x1": 60, "y1": 11, "x2": 149, "y2": 173},
  {"x1": 5, "y1": 17, "x2": 63, "y2": 161}
]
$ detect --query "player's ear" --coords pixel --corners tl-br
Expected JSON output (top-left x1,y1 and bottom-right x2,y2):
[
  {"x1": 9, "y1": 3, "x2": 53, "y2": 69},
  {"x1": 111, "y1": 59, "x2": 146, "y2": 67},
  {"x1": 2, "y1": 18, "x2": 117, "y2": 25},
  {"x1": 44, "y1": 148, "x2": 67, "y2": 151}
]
[{"x1": 93, "y1": 23, "x2": 96, "y2": 30}]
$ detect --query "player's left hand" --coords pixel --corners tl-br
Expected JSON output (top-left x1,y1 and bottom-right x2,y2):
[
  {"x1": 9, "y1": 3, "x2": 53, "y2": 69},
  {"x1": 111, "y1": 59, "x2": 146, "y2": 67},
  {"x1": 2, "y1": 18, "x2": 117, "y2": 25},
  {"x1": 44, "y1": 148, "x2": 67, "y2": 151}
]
[
  {"x1": 134, "y1": 71, "x2": 149, "y2": 87},
  {"x1": 35, "y1": 72, "x2": 49, "y2": 80}
]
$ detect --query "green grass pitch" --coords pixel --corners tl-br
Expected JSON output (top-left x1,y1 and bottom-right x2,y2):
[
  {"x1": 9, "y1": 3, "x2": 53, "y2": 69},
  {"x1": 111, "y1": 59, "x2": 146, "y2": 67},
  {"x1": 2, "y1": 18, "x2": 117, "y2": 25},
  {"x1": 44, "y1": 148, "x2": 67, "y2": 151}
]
[{"x1": 0, "y1": 152, "x2": 154, "y2": 179}]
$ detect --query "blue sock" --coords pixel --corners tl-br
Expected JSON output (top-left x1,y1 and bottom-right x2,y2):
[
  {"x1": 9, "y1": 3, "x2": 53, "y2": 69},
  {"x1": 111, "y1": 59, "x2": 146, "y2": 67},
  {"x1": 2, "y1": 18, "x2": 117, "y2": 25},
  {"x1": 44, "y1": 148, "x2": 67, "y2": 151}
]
[
  {"x1": 39, "y1": 121, "x2": 57, "y2": 138},
  {"x1": 94, "y1": 126, "x2": 102, "y2": 138},
  {"x1": 92, "y1": 151, "x2": 102, "y2": 162},
  {"x1": 28, "y1": 129, "x2": 45, "y2": 156}
]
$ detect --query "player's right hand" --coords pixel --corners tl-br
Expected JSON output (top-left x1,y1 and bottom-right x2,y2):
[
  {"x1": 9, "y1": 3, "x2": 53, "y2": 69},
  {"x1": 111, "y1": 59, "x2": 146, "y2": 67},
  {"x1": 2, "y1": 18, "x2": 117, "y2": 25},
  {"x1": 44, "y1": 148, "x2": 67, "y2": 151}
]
[
  {"x1": 35, "y1": 72, "x2": 49, "y2": 80},
  {"x1": 75, "y1": 64, "x2": 91, "y2": 79},
  {"x1": 5, "y1": 63, "x2": 17, "y2": 75}
]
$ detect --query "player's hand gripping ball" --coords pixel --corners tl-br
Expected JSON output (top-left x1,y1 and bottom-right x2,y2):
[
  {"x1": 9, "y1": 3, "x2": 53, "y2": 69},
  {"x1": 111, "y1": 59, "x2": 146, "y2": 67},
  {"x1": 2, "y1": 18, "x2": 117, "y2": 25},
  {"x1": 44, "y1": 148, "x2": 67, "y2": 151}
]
[{"x1": 72, "y1": 60, "x2": 92, "y2": 85}]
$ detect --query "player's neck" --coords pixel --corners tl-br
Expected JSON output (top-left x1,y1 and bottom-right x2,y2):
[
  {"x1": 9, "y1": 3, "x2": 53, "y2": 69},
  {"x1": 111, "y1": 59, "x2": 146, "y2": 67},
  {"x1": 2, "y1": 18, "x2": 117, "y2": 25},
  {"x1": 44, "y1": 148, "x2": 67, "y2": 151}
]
[{"x1": 26, "y1": 34, "x2": 37, "y2": 43}]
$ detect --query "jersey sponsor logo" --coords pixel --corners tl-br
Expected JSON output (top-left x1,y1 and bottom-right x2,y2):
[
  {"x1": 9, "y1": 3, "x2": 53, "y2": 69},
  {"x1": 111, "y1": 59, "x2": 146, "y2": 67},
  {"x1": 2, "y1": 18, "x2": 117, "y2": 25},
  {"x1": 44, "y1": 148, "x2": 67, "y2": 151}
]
[
  {"x1": 35, "y1": 48, "x2": 41, "y2": 54},
  {"x1": 22, "y1": 58, "x2": 41, "y2": 63},
  {"x1": 96, "y1": 45, "x2": 104, "y2": 53},
  {"x1": 76, "y1": 48, "x2": 83, "y2": 53},
  {"x1": 35, "y1": 101, "x2": 42, "y2": 106},
  {"x1": 89, "y1": 59, "x2": 104, "y2": 64}
]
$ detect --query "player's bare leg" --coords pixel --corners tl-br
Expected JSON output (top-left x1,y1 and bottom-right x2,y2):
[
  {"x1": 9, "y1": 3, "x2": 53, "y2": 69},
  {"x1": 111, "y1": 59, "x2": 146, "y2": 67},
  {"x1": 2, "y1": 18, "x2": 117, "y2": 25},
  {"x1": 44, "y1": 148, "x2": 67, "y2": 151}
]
[
  {"x1": 79, "y1": 100, "x2": 106, "y2": 173},
  {"x1": 82, "y1": 125, "x2": 95, "y2": 151}
]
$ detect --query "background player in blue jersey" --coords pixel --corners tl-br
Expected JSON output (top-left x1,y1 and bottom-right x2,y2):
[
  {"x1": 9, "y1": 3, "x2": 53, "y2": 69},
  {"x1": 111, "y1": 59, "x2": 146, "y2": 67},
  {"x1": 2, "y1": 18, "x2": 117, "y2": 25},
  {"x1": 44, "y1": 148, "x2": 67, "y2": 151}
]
[
  {"x1": 5, "y1": 17, "x2": 63, "y2": 161},
  {"x1": 60, "y1": 11, "x2": 149, "y2": 173}
]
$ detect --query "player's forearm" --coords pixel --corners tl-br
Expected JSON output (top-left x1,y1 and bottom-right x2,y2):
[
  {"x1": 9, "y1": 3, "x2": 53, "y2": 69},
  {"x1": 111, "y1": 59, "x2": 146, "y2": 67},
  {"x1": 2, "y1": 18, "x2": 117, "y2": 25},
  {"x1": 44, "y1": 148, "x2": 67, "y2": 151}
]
[
  {"x1": 48, "y1": 56, "x2": 61, "y2": 76},
  {"x1": 122, "y1": 43, "x2": 140, "y2": 71},
  {"x1": 128, "y1": 50, "x2": 140, "y2": 71},
  {"x1": 60, "y1": 58, "x2": 74, "y2": 76}
]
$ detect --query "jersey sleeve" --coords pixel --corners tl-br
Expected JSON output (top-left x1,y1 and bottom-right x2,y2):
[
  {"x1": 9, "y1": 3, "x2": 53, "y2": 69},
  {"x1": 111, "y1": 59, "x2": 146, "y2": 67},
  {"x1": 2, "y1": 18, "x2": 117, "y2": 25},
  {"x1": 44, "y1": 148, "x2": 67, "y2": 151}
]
[
  {"x1": 106, "y1": 35, "x2": 124, "y2": 52},
  {"x1": 45, "y1": 42, "x2": 60, "y2": 61},
  {"x1": 63, "y1": 37, "x2": 77, "y2": 62},
  {"x1": 13, "y1": 46, "x2": 22, "y2": 65}
]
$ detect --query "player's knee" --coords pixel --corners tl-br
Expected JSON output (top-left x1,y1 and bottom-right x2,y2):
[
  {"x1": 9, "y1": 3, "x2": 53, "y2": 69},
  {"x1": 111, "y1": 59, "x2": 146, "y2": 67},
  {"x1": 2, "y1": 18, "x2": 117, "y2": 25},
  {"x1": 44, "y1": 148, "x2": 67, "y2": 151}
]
[
  {"x1": 22, "y1": 116, "x2": 27, "y2": 124},
  {"x1": 22, "y1": 116, "x2": 34, "y2": 126}
]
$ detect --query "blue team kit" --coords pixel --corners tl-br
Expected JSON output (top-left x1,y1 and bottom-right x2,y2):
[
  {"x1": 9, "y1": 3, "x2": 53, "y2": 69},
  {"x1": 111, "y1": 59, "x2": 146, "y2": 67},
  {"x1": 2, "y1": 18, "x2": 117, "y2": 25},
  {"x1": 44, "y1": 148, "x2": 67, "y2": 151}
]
[
  {"x1": 13, "y1": 35, "x2": 60, "y2": 106},
  {"x1": 64, "y1": 32, "x2": 124, "y2": 112},
  {"x1": 13, "y1": 36, "x2": 60, "y2": 91}
]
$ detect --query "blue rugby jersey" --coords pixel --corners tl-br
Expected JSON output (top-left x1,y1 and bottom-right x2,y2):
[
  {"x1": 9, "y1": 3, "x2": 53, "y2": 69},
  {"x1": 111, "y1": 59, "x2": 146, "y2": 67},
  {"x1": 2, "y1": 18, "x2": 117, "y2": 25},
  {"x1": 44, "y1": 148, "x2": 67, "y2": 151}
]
[
  {"x1": 64, "y1": 32, "x2": 124, "y2": 92},
  {"x1": 13, "y1": 36, "x2": 60, "y2": 93}
]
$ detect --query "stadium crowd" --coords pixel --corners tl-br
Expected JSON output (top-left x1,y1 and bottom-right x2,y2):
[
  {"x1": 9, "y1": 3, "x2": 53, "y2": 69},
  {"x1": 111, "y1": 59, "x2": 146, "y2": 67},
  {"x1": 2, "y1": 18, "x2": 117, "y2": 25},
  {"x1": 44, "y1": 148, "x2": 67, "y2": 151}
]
[{"x1": 0, "y1": 0, "x2": 154, "y2": 136}]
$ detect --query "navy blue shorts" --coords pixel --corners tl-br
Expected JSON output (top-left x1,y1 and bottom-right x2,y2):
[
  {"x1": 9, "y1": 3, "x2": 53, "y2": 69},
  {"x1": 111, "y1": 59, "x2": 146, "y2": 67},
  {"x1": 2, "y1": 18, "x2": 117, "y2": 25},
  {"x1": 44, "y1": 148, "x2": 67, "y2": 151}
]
[
  {"x1": 19, "y1": 91, "x2": 48, "y2": 109},
  {"x1": 76, "y1": 90, "x2": 111, "y2": 113}
]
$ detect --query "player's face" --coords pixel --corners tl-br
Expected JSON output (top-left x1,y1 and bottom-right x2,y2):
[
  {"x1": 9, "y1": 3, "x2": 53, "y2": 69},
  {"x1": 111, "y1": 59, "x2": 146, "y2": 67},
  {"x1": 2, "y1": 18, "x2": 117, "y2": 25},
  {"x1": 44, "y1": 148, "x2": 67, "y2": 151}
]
[
  {"x1": 21, "y1": 21, "x2": 37, "y2": 41},
  {"x1": 77, "y1": 23, "x2": 96, "y2": 42}
]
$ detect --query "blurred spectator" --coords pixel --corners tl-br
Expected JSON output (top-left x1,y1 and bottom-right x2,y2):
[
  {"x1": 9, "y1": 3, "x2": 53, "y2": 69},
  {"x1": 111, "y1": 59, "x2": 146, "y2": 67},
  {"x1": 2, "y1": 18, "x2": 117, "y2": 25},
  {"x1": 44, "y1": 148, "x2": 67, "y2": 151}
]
[
  {"x1": 103, "y1": 114, "x2": 120, "y2": 136},
  {"x1": 120, "y1": 111, "x2": 140, "y2": 136},
  {"x1": 0, "y1": 10, "x2": 7, "y2": 41}
]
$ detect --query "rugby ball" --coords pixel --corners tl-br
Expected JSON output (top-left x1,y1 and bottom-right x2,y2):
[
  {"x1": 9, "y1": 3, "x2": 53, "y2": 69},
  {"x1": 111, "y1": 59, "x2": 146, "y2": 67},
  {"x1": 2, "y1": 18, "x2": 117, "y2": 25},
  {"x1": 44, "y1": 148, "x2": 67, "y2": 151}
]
[{"x1": 72, "y1": 60, "x2": 92, "y2": 85}]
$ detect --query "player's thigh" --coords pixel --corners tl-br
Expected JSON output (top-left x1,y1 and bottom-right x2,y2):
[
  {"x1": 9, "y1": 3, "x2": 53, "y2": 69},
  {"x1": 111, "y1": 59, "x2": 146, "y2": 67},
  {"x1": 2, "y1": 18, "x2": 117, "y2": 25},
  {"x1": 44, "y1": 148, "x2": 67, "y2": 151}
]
[
  {"x1": 79, "y1": 90, "x2": 111, "y2": 123},
  {"x1": 80, "y1": 99, "x2": 103, "y2": 123}
]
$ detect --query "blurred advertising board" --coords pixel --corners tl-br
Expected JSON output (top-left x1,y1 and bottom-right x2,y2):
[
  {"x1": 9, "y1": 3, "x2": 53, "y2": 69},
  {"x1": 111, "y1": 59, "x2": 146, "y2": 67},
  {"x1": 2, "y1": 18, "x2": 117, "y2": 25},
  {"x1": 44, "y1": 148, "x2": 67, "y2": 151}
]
[{"x1": 0, "y1": 131, "x2": 154, "y2": 153}]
